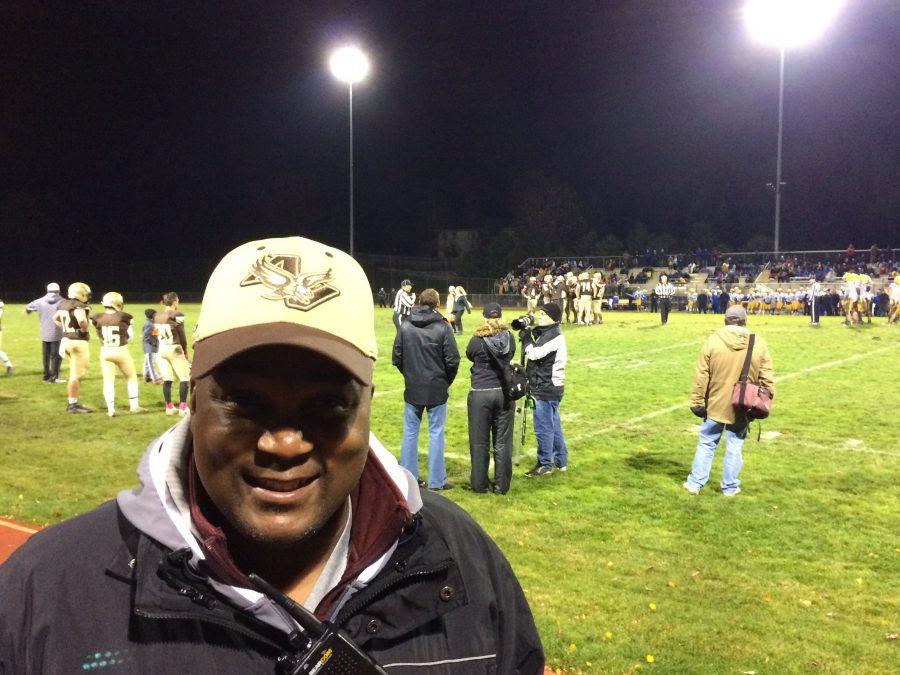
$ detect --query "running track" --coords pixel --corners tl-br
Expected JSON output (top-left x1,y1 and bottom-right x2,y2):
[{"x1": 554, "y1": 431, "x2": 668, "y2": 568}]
[{"x1": 0, "y1": 519, "x2": 39, "y2": 565}]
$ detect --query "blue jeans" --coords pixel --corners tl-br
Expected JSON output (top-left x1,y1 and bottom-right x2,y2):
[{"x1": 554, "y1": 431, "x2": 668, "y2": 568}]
[
  {"x1": 400, "y1": 402, "x2": 447, "y2": 488},
  {"x1": 686, "y1": 418, "x2": 748, "y2": 493},
  {"x1": 533, "y1": 399, "x2": 567, "y2": 469}
]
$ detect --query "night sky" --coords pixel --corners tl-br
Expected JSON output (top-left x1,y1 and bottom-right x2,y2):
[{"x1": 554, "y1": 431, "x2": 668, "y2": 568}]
[{"x1": 4, "y1": 1, "x2": 899, "y2": 282}]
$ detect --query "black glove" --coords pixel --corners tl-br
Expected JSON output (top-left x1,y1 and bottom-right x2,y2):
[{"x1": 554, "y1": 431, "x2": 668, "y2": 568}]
[{"x1": 690, "y1": 405, "x2": 707, "y2": 418}]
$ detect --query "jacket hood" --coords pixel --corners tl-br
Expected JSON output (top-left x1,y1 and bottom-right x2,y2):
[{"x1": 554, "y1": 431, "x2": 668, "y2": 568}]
[
  {"x1": 715, "y1": 324, "x2": 750, "y2": 350},
  {"x1": 409, "y1": 306, "x2": 447, "y2": 327},
  {"x1": 117, "y1": 418, "x2": 423, "y2": 633},
  {"x1": 480, "y1": 329, "x2": 513, "y2": 357}
]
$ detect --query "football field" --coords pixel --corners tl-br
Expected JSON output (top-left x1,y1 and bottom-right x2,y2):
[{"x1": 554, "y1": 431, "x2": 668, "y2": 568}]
[{"x1": 1, "y1": 304, "x2": 898, "y2": 673}]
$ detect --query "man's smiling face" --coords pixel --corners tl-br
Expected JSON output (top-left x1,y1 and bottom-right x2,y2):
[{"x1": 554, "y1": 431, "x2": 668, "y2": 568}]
[{"x1": 190, "y1": 346, "x2": 371, "y2": 549}]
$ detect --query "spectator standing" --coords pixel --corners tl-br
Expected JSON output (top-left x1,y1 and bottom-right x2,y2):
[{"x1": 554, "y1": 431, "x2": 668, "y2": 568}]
[
  {"x1": 376, "y1": 287, "x2": 388, "y2": 308},
  {"x1": 0, "y1": 300, "x2": 13, "y2": 375},
  {"x1": 465, "y1": 303, "x2": 516, "y2": 494},
  {"x1": 683, "y1": 306, "x2": 775, "y2": 496},
  {"x1": 451, "y1": 285, "x2": 472, "y2": 334},
  {"x1": 392, "y1": 279, "x2": 415, "y2": 332},
  {"x1": 655, "y1": 274, "x2": 676, "y2": 325},
  {"x1": 522, "y1": 302, "x2": 568, "y2": 477},
  {"x1": 25, "y1": 282, "x2": 64, "y2": 382},
  {"x1": 697, "y1": 288, "x2": 709, "y2": 314},
  {"x1": 392, "y1": 288, "x2": 460, "y2": 490},
  {"x1": 141, "y1": 308, "x2": 162, "y2": 383},
  {"x1": 446, "y1": 285, "x2": 457, "y2": 331},
  {"x1": 0, "y1": 236, "x2": 544, "y2": 670}
]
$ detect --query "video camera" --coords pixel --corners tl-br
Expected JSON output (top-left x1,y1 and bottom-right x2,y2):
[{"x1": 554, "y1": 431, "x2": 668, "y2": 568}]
[
  {"x1": 510, "y1": 313, "x2": 535, "y2": 330},
  {"x1": 250, "y1": 573, "x2": 387, "y2": 675}
]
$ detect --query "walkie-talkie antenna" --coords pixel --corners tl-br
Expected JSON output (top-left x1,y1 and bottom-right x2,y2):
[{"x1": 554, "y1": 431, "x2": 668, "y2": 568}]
[{"x1": 249, "y1": 573, "x2": 325, "y2": 639}]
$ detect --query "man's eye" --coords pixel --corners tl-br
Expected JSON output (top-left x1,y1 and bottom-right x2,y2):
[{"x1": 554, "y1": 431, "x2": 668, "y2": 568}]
[{"x1": 305, "y1": 396, "x2": 355, "y2": 415}]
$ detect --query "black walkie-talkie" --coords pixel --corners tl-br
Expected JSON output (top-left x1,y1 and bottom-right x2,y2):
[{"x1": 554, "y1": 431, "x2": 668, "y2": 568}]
[{"x1": 250, "y1": 573, "x2": 387, "y2": 675}]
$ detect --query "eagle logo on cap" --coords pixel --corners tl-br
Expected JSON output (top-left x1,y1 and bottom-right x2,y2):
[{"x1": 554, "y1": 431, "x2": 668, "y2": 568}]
[{"x1": 241, "y1": 254, "x2": 340, "y2": 311}]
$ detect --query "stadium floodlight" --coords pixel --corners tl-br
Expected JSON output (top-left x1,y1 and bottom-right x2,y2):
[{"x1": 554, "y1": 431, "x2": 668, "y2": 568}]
[
  {"x1": 329, "y1": 46, "x2": 370, "y2": 84},
  {"x1": 744, "y1": 0, "x2": 843, "y2": 49},
  {"x1": 329, "y1": 46, "x2": 370, "y2": 258},
  {"x1": 744, "y1": 0, "x2": 843, "y2": 257}
]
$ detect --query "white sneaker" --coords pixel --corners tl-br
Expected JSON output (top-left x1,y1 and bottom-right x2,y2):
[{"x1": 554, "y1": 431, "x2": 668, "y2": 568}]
[
  {"x1": 107, "y1": 410, "x2": 116, "y2": 418},
  {"x1": 682, "y1": 482, "x2": 699, "y2": 495},
  {"x1": 722, "y1": 488, "x2": 742, "y2": 497},
  {"x1": 165, "y1": 406, "x2": 177, "y2": 416}
]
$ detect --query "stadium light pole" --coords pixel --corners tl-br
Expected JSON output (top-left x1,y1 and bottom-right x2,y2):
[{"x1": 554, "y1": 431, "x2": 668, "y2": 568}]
[
  {"x1": 744, "y1": 0, "x2": 843, "y2": 257},
  {"x1": 329, "y1": 45, "x2": 370, "y2": 258}
]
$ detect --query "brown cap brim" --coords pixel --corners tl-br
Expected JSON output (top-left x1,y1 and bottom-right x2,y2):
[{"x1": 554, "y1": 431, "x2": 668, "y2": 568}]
[{"x1": 192, "y1": 322, "x2": 374, "y2": 385}]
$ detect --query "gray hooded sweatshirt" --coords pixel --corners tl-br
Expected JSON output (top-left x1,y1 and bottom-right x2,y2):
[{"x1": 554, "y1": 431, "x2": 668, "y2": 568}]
[{"x1": 26, "y1": 292, "x2": 64, "y2": 341}]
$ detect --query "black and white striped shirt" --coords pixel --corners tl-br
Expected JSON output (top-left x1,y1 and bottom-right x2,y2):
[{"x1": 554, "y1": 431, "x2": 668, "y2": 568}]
[
  {"x1": 393, "y1": 289, "x2": 414, "y2": 316},
  {"x1": 654, "y1": 283, "x2": 675, "y2": 298}
]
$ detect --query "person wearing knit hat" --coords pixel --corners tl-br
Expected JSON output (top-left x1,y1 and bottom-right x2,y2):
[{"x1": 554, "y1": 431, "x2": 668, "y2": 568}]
[
  {"x1": 0, "y1": 236, "x2": 545, "y2": 670},
  {"x1": 522, "y1": 302, "x2": 569, "y2": 477}
]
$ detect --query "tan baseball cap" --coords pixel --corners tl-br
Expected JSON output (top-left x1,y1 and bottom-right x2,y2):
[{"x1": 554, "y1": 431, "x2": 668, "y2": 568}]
[{"x1": 192, "y1": 237, "x2": 376, "y2": 385}]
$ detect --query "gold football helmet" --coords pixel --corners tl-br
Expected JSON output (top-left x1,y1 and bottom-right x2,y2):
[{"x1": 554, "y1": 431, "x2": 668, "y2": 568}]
[
  {"x1": 67, "y1": 282, "x2": 91, "y2": 303},
  {"x1": 101, "y1": 291, "x2": 124, "y2": 311}
]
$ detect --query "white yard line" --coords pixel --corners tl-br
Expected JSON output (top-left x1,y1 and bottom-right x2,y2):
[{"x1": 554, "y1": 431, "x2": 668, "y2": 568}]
[
  {"x1": 0, "y1": 520, "x2": 39, "y2": 535},
  {"x1": 773, "y1": 345, "x2": 898, "y2": 383},
  {"x1": 569, "y1": 344, "x2": 899, "y2": 443}
]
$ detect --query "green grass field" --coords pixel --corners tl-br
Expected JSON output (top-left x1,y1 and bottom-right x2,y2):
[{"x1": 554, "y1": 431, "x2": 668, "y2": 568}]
[{"x1": 1, "y1": 304, "x2": 898, "y2": 673}]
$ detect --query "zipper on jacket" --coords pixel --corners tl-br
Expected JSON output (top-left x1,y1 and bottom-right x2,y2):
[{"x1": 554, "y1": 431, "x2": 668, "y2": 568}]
[{"x1": 334, "y1": 562, "x2": 452, "y2": 627}]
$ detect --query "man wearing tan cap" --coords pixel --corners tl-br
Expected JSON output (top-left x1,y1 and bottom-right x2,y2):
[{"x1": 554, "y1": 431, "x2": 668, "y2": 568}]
[
  {"x1": 683, "y1": 305, "x2": 775, "y2": 496},
  {"x1": 0, "y1": 236, "x2": 543, "y2": 672}
]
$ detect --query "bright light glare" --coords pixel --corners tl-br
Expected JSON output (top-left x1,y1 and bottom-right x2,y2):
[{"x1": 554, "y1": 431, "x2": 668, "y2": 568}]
[
  {"x1": 744, "y1": 0, "x2": 843, "y2": 49},
  {"x1": 329, "y1": 46, "x2": 369, "y2": 84}
]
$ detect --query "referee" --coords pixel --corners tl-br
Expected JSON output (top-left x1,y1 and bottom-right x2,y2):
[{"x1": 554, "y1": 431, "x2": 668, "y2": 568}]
[
  {"x1": 655, "y1": 273, "x2": 675, "y2": 325},
  {"x1": 393, "y1": 278, "x2": 415, "y2": 332}
]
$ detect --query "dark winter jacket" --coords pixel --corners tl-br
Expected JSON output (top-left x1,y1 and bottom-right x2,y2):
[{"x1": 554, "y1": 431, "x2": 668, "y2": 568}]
[
  {"x1": 466, "y1": 327, "x2": 516, "y2": 391},
  {"x1": 141, "y1": 309, "x2": 158, "y2": 354},
  {"x1": 522, "y1": 324, "x2": 567, "y2": 401},
  {"x1": 0, "y1": 425, "x2": 544, "y2": 674},
  {"x1": 392, "y1": 306, "x2": 460, "y2": 406},
  {"x1": 452, "y1": 294, "x2": 472, "y2": 315}
]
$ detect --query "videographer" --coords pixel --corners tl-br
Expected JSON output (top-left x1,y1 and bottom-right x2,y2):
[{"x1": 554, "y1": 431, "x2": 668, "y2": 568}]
[
  {"x1": 519, "y1": 302, "x2": 569, "y2": 477},
  {"x1": 465, "y1": 303, "x2": 516, "y2": 494}
]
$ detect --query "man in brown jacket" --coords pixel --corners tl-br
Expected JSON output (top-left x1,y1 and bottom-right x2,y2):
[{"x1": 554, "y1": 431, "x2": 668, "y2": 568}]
[{"x1": 683, "y1": 305, "x2": 775, "y2": 496}]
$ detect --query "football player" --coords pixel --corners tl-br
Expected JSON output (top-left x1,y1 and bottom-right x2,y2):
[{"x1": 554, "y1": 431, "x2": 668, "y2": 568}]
[
  {"x1": 591, "y1": 272, "x2": 605, "y2": 324},
  {"x1": 523, "y1": 276, "x2": 539, "y2": 313},
  {"x1": 564, "y1": 272, "x2": 578, "y2": 323},
  {"x1": 576, "y1": 272, "x2": 592, "y2": 324},
  {"x1": 0, "y1": 299, "x2": 13, "y2": 375},
  {"x1": 55, "y1": 282, "x2": 93, "y2": 413},
  {"x1": 153, "y1": 291, "x2": 191, "y2": 416},
  {"x1": 91, "y1": 292, "x2": 145, "y2": 417},
  {"x1": 888, "y1": 275, "x2": 900, "y2": 324}
]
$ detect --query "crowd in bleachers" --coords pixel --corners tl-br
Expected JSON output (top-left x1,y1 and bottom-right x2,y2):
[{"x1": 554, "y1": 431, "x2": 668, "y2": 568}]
[{"x1": 499, "y1": 245, "x2": 899, "y2": 301}]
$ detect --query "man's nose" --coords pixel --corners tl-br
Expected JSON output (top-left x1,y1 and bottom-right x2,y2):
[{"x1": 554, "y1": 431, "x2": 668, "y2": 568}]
[{"x1": 257, "y1": 428, "x2": 314, "y2": 458}]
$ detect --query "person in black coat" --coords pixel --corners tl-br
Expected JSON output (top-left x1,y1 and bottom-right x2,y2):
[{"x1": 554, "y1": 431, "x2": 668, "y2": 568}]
[
  {"x1": 392, "y1": 288, "x2": 460, "y2": 490},
  {"x1": 451, "y1": 286, "x2": 472, "y2": 334},
  {"x1": 465, "y1": 303, "x2": 516, "y2": 494}
]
